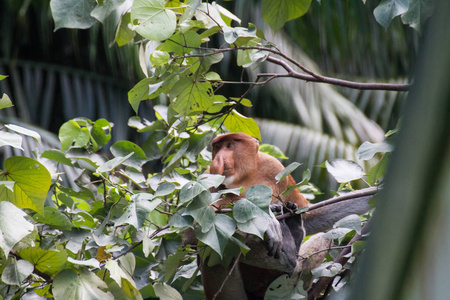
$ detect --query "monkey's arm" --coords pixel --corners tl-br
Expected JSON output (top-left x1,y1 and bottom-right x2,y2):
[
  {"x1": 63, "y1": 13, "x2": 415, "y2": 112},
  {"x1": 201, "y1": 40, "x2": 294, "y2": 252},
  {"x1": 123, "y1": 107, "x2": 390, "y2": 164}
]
[{"x1": 303, "y1": 195, "x2": 371, "y2": 236}]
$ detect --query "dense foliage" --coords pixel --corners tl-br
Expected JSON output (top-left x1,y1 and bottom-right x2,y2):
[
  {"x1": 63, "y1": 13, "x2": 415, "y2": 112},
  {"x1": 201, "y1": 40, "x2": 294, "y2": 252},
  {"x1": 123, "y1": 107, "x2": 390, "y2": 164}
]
[{"x1": 0, "y1": 0, "x2": 426, "y2": 299}]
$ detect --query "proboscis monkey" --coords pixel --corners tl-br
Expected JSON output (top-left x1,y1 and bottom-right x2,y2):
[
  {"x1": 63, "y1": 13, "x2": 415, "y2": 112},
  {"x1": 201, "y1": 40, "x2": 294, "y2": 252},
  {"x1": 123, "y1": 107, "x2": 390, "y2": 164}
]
[{"x1": 194, "y1": 133, "x2": 371, "y2": 299}]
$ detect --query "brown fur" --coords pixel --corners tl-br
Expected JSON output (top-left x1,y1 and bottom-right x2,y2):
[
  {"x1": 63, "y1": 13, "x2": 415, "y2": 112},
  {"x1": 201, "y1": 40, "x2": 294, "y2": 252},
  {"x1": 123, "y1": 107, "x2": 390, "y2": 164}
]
[{"x1": 209, "y1": 132, "x2": 308, "y2": 208}]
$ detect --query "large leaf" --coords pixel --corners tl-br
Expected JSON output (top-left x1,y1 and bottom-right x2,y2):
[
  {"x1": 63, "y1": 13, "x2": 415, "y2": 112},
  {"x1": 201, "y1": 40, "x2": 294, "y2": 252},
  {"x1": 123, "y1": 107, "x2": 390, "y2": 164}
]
[
  {"x1": 53, "y1": 268, "x2": 114, "y2": 300},
  {"x1": 131, "y1": 0, "x2": 177, "y2": 41},
  {"x1": 233, "y1": 185, "x2": 272, "y2": 238},
  {"x1": 50, "y1": 0, "x2": 97, "y2": 30},
  {"x1": 195, "y1": 214, "x2": 236, "y2": 258},
  {"x1": 169, "y1": 77, "x2": 213, "y2": 115},
  {"x1": 373, "y1": 0, "x2": 409, "y2": 28},
  {"x1": 110, "y1": 141, "x2": 148, "y2": 169},
  {"x1": 1, "y1": 259, "x2": 34, "y2": 285},
  {"x1": 223, "y1": 109, "x2": 262, "y2": 140},
  {"x1": 0, "y1": 157, "x2": 51, "y2": 214},
  {"x1": 105, "y1": 253, "x2": 137, "y2": 289},
  {"x1": 58, "y1": 120, "x2": 90, "y2": 151},
  {"x1": 19, "y1": 246, "x2": 68, "y2": 277},
  {"x1": 114, "y1": 194, "x2": 161, "y2": 229},
  {"x1": 261, "y1": 0, "x2": 312, "y2": 31},
  {"x1": 0, "y1": 201, "x2": 34, "y2": 255},
  {"x1": 184, "y1": 190, "x2": 215, "y2": 232},
  {"x1": 179, "y1": 181, "x2": 206, "y2": 204}
]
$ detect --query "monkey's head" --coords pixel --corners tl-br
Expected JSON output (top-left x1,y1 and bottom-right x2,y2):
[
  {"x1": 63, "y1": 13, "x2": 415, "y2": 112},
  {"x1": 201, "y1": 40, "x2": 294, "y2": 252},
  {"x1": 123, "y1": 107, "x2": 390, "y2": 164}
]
[{"x1": 209, "y1": 132, "x2": 259, "y2": 188}]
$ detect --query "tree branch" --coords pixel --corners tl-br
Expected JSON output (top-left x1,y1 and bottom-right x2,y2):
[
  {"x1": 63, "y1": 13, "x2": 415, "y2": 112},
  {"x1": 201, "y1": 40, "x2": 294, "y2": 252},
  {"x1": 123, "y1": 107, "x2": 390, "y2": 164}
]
[
  {"x1": 174, "y1": 44, "x2": 410, "y2": 91},
  {"x1": 215, "y1": 186, "x2": 379, "y2": 219},
  {"x1": 265, "y1": 56, "x2": 409, "y2": 91}
]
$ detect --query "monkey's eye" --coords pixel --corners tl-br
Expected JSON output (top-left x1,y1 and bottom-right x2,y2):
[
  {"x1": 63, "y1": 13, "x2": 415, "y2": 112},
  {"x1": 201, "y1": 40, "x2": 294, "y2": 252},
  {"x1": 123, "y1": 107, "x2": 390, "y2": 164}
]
[{"x1": 226, "y1": 142, "x2": 233, "y2": 149}]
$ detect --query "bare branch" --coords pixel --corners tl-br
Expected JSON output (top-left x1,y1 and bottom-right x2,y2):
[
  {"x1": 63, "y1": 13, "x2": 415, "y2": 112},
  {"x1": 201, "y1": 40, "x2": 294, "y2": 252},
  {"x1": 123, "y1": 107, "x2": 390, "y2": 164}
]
[{"x1": 173, "y1": 44, "x2": 410, "y2": 91}]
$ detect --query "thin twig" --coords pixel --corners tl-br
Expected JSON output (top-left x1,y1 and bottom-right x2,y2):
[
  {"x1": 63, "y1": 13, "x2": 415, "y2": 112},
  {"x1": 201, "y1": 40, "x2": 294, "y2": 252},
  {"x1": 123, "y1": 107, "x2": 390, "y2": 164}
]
[{"x1": 212, "y1": 235, "x2": 249, "y2": 300}]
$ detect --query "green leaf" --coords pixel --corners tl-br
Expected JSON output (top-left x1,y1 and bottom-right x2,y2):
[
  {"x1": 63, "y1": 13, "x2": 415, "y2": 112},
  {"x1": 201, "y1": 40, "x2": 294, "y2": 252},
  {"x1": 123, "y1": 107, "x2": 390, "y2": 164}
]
[
  {"x1": 90, "y1": 119, "x2": 111, "y2": 151},
  {"x1": 0, "y1": 201, "x2": 34, "y2": 254},
  {"x1": 261, "y1": 0, "x2": 312, "y2": 31},
  {"x1": 223, "y1": 24, "x2": 257, "y2": 46},
  {"x1": 159, "y1": 31, "x2": 202, "y2": 55},
  {"x1": 245, "y1": 185, "x2": 272, "y2": 213},
  {"x1": 0, "y1": 157, "x2": 51, "y2": 214},
  {"x1": 53, "y1": 268, "x2": 113, "y2": 300},
  {"x1": 195, "y1": 214, "x2": 236, "y2": 258},
  {"x1": 325, "y1": 159, "x2": 365, "y2": 183},
  {"x1": 259, "y1": 144, "x2": 288, "y2": 159},
  {"x1": 236, "y1": 40, "x2": 269, "y2": 68},
  {"x1": 368, "y1": 153, "x2": 390, "y2": 185},
  {"x1": 0, "y1": 93, "x2": 13, "y2": 110},
  {"x1": 1, "y1": 259, "x2": 34, "y2": 285},
  {"x1": 41, "y1": 149, "x2": 74, "y2": 166},
  {"x1": 50, "y1": 0, "x2": 97, "y2": 30},
  {"x1": 91, "y1": 0, "x2": 126, "y2": 23},
  {"x1": 197, "y1": 173, "x2": 225, "y2": 190},
  {"x1": 96, "y1": 152, "x2": 134, "y2": 173},
  {"x1": 401, "y1": 0, "x2": 434, "y2": 32},
  {"x1": 33, "y1": 207, "x2": 74, "y2": 230},
  {"x1": 110, "y1": 141, "x2": 148, "y2": 169},
  {"x1": 115, "y1": 194, "x2": 161, "y2": 229},
  {"x1": 232, "y1": 185, "x2": 272, "y2": 238},
  {"x1": 275, "y1": 162, "x2": 301, "y2": 182},
  {"x1": 0, "y1": 74, "x2": 7, "y2": 81},
  {"x1": 19, "y1": 246, "x2": 68, "y2": 276},
  {"x1": 131, "y1": 0, "x2": 177, "y2": 41},
  {"x1": 128, "y1": 77, "x2": 153, "y2": 114},
  {"x1": 205, "y1": 72, "x2": 222, "y2": 81},
  {"x1": 334, "y1": 214, "x2": 362, "y2": 235},
  {"x1": 164, "y1": 249, "x2": 188, "y2": 282},
  {"x1": 311, "y1": 262, "x2": 342, "y2": 278},
  {"x1": 142, "y1": 235, "x2": 156, "y2": 258},
  {"x1": 184, "y1": 190, "x2": 215, "y2": 232},
  {"x1": 150, "y1": 50, "x2": 170, "y2": 66},
  {"x1": 223, "y1": 109, "x2": 261, "y2": 140},
  {"x1": 0, "y1": 131, "x2": 23, "y2": 150},
  {"x1": 155, "y1": 182, "x2": 176, "y2": 197},
  {"x1": 153, "y1": 282, "x2": 182, "y2": 300},
  {"x1": 59, "y1": 120, "x2": 90, "y2": 151},
  {"x1": 373, "y1": 0, "x2": 409, "y2": 28},
  {"x1": 169, "y1": 77, "x2": 213, "y2": 115},
  {"x1": 115, "y1": 12, "x2": 135, "y2": 46},
  {"x1": 105, "y1": 253, "x2": 137, "y2": 289},
  {"x1": 357, "y1": 141, "x2": 394, "y2": 161},
  {"x1": 265, "y1": 274, "x2": 307, "y2": 300},
  {"x1": 179, "y1": 181, "x2": 206, "y2": 204}
]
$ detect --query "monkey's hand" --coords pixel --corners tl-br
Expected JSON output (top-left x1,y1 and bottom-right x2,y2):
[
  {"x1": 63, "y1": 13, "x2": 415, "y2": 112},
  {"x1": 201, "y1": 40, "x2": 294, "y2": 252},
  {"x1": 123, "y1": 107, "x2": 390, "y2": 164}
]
[{"x1": 265, "y1": 216, "x2": 284, "y2": 258}]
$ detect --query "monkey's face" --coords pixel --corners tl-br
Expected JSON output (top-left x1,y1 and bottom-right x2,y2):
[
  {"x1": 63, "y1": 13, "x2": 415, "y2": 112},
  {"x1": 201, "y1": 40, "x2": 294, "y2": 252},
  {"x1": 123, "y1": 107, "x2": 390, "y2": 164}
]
[
  {"x1": 209, "y1": 133, "x2": 259, "y2": 188},
  {"x1": 210, "y1": 140, "x2": 237, "y2": 180}
]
